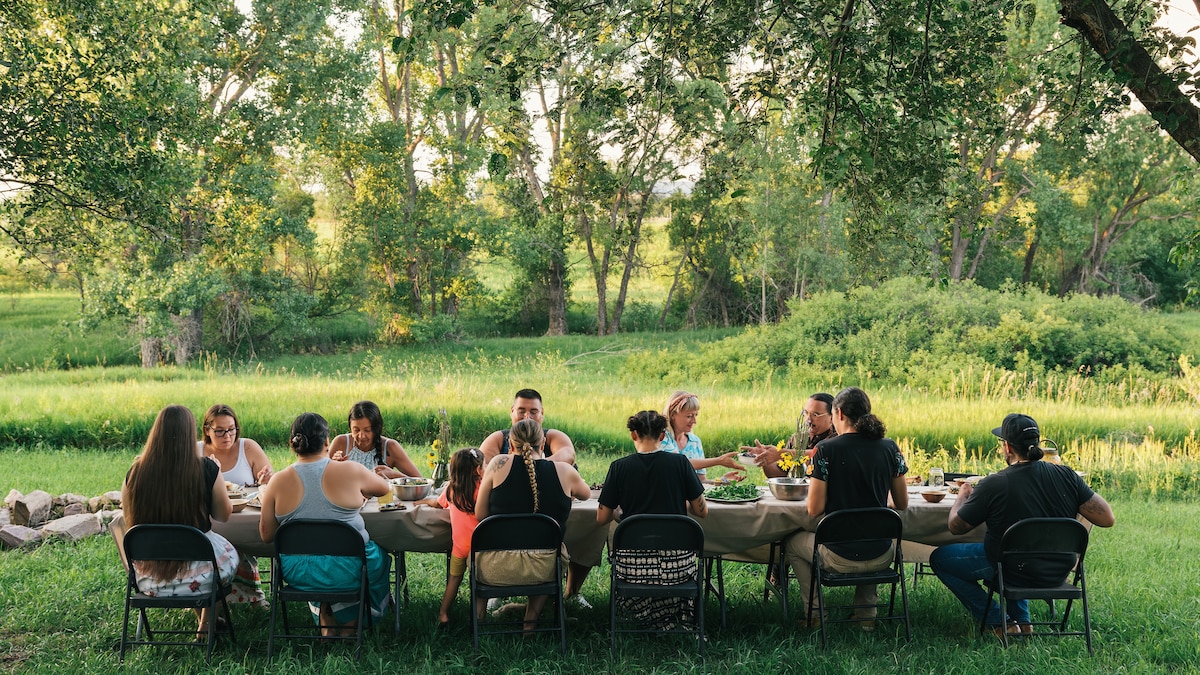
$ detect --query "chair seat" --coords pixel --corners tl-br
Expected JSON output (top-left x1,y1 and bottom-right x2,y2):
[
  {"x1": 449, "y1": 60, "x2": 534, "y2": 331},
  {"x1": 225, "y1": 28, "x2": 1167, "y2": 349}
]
[{"x1": 995, "y1": 582, "x2": 1084, "y2": 601}]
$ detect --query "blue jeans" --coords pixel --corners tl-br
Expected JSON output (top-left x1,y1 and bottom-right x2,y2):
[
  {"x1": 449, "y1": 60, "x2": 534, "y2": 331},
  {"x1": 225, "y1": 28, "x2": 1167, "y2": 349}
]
[{"x1": 929, "y1": 543, "x2": 1029, "y2": 626}]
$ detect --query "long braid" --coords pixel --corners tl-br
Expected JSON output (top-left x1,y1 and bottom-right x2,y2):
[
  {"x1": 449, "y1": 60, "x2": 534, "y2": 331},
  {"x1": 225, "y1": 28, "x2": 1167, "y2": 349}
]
[
  {"x1": 510, "y1": 418, "x2": 545, "y2": 514},
  {"x1": 521, "y1": 440, "x2": 540, "y2": 513}
]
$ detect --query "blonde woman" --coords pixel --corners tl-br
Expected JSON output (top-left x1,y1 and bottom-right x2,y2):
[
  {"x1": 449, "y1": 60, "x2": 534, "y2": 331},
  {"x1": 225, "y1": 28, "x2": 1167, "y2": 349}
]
[{"x1": 661, "y1": 390, "x2": 744, "y2": 484}]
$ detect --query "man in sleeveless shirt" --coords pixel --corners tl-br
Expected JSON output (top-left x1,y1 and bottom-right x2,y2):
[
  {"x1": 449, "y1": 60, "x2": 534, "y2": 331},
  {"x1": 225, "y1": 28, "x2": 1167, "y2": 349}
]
[{"x1": 480, "y1": 389, "x2": 577, "y2": 466}]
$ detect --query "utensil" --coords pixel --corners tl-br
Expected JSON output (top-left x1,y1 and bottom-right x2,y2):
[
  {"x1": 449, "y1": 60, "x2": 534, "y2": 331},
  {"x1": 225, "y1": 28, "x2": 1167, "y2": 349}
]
[{"x1": 767, "y1": 477, "x2": 810, "y2": 501}]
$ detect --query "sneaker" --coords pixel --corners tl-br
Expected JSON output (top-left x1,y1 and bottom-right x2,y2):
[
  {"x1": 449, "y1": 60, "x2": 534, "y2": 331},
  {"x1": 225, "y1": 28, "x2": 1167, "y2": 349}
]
[{"x1": 566, "y1": 594, "x2": 593, "y2": 611}]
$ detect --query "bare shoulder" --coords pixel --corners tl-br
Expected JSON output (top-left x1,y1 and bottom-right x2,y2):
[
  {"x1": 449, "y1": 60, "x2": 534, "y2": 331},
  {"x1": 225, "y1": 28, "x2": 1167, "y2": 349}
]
[
  {"x1": 546, "y1": 428, "x2": 573, "y2": 445},
  {"x1": 384, "y1": 437, "x2": 406, "y2": 453},
  {"x1": 329, "y1": 434, "x2": 348, "y2": 450}
]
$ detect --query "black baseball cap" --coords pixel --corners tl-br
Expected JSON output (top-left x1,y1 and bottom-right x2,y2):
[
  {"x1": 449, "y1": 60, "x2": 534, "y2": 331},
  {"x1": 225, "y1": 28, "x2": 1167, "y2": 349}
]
[{"x1": 992, "y1": 413, "x2": 1040, "y2": 448}]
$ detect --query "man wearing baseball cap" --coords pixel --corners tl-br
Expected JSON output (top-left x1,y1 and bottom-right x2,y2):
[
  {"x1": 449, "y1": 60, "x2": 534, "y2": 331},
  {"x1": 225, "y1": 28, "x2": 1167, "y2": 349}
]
[{"x1": 929, "y1": 413, "x2": 1115, "y2": 637}]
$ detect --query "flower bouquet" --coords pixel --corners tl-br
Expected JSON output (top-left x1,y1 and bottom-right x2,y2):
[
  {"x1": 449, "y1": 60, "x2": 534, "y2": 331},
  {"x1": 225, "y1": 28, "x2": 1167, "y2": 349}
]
[{"x1": 426, "y1": 408, "x2": 452, "y2": 488}]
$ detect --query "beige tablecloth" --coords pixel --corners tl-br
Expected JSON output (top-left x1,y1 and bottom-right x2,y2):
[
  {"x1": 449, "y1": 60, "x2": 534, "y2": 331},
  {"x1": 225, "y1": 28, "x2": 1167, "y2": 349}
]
[{"x1": 112, "y1": 490, "x2": 980, "y2": 568}]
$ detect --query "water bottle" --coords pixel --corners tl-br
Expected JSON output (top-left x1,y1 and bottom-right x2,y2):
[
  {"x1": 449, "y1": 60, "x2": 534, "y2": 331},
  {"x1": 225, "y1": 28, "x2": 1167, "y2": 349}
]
[{"x1": 929, "y1": 467, "x2": 944, "y2": 488}]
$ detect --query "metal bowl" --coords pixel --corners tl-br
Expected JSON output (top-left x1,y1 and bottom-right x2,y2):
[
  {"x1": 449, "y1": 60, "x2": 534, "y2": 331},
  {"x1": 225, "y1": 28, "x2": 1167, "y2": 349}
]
[
  {"x1": 767, "y1": 477, "x2": 810, "y2": 501},
  {"x1": 391, "y1": 477, "x2": 433, "y2": 501}
]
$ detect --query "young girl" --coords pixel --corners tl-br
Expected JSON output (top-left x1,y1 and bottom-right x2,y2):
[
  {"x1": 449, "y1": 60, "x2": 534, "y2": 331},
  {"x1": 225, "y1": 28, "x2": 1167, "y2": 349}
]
[
  {"x1": 329, "y1": 400, "x2": 423, "y2": 479},
  {"x1": 416, "y1": 447, "x2": 484, "y2": 626}
]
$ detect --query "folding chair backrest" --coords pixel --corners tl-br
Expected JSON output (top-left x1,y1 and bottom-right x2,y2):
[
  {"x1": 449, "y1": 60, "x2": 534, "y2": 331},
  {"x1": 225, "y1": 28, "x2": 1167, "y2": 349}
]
[
  {"x1": 124, "y1": 524, "x2": 215, "y2": 566},
  {"x1": 612, "y1": 514, "x2": 704, "y2": 553},
  {"x1": 471, "y1": 513, "x2": 562, "y2": 553},
  {"x1": 275, "y1": 520, "x2": 367, "y2": 558},
  {"x1": 1000, "y1": 518, "x2": 1087, "y2": 587},
  {"x1": 813, "y1": 508, "x2": 903, "y2": 547}
]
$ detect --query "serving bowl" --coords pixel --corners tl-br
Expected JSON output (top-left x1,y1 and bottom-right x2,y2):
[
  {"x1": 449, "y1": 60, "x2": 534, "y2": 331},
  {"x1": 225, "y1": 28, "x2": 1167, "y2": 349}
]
[
  {"x1": 737, "y1": 452, "x2": 759, "y2": 467},
  {"x1": 391, "y1": 477, "x2": 433, "y2": 501},
  {"x1": 767, "y1": 477, "x2": 810, "y2": 501},
  {"x1": 229, "y1": 498, "x2": 249, "y2": 513},
  {"x1": 921, "y1": 490, "x2": 947, "y2": 503}
]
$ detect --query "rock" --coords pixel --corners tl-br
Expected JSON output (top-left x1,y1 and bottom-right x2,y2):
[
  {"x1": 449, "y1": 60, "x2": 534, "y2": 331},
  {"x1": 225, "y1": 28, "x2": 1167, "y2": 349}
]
[
  {"x1": 12, "y1": 490, "x2": 52, "y2": 527},
  {"x1": 5, "y1": 489, "x2": 20, "y2": 509},
  {"x1": 88, "y1": 496, "x2": 103, "y2": 513},
  {"x1": 0, "y1": 507, "x2": 9, "y2": 526},
  {"x1": 62, "y1": 493, "x2": 88, "y2": 506},
  {"x1": 63, "y1": 503, "x2": 85, "y2": 517},
  {"x1": 103, "y1": 490, "x2": 122, "y2": 506},
  {"x1": 98, "y1": 509, "x2": 121, "y2": 529},
  {"x1": 40, "y1": 513, "x2": 101, "y2": 542},
  {"x1": 0, "y1": 525, "x2": 43, "y2": 549}
]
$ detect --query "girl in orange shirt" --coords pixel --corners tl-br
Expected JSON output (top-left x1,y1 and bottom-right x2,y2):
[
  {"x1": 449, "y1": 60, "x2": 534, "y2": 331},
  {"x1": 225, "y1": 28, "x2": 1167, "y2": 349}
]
[{"x1": 417, "y1": 447, "x2": 483, "y2": 627}]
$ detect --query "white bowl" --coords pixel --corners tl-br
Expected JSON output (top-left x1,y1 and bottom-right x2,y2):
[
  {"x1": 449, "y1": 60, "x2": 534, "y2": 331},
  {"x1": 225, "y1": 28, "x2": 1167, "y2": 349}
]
[{"x1": 737, "y1": 452, "x2": 759, "y2": 467}]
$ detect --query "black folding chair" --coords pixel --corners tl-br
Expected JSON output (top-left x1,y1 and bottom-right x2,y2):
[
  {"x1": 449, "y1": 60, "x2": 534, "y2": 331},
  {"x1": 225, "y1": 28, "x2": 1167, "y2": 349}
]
[
  {"x1": 267, "y1": 520, "x2": 374, "y2": 660},
  {"x1": 610, "y1": 515, "x2": 706, "y2": 656},
  {"x1": 119, "y1": 524, "x2": 236, "y2": 663},
  {"x1": 808, "y1": 507, "x2": 911, "y2": 648},
  {"x1": 980, "y1": 518, "x2": 1092, "y2": 654},
  {"x1": 469, "y1": 514, "x2": 566, "y2": 655}
]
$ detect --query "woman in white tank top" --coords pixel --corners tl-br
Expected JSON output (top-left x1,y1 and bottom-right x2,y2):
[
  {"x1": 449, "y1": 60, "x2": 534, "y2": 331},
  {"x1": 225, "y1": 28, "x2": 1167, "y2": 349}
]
[{"x1": 199, "y1": 404, "x2": 274, "y2": 487}]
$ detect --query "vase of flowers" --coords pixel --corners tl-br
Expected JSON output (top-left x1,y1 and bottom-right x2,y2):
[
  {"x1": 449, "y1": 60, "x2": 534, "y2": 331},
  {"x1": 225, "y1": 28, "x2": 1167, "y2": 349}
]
[{"x1": 427, "y1": 408, "x2": 452, "y2": 489}]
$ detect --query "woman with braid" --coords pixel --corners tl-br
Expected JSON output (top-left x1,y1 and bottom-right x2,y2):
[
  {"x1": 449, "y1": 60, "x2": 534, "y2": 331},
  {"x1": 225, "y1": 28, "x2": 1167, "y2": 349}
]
[{"x1": 475, "y1": 419, "x2": 589, "y2": 630}]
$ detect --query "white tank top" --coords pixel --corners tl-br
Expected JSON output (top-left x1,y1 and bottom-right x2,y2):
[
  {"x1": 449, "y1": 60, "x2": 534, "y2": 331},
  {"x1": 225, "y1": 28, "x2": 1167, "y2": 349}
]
[{"x1": 198, "y1": 438, "x2": 254, "y2": 486}]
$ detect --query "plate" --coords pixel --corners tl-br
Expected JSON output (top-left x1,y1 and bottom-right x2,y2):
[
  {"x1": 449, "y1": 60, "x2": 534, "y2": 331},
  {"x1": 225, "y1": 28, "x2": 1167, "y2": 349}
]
[
  {"x1": 246, "y1": 494, "x2": 262, "y2": 509},
  {"x1": 705, "y1": 495, "x2": 761, "y2": 504}
]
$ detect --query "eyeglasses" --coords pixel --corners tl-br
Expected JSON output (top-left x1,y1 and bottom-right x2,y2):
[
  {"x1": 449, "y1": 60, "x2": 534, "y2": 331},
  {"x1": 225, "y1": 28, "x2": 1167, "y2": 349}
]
[
  {"x1": 208, "y1": 427, "x2": 238, "y2": 438},
  {"x1": 802, "y1": 411, "x2": 829, "y2": 420}
]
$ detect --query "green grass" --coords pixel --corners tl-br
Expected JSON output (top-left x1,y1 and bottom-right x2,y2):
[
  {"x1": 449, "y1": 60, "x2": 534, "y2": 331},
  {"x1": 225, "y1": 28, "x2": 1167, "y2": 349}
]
[
  {"x1": 0, "y1": 497, "x2": 1188, "y2": 673},
  {"x1": 0, "y1": 293, "x2": 139, "y2": 371}
]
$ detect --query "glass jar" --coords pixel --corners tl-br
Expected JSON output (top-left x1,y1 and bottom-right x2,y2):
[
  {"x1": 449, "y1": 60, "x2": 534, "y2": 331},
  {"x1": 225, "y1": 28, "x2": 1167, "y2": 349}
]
[{"x1": 929, "y1": 467, "x2": 944, "y2": 488}]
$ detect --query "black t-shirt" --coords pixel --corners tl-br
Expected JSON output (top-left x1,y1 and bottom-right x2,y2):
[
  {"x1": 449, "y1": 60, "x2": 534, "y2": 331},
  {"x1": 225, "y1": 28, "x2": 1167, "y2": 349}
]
[
  {"x1": 957, "y1": 460, "x2": 1095, "y2": 562},
  {"x1": 598, "y1": 451, "x2": 705, "y2": 518},
  {"x1": 488, "y1": 454, "x2": 572, "y2": 533},
  {"x1": 810, "y1": 433, "x2": 908, "y2": 558}
]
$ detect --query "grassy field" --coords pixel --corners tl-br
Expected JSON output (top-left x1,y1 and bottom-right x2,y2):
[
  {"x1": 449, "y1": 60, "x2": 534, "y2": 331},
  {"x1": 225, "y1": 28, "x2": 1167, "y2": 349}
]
[
  {"x1": 4, "y1": 291, "x2": 1200, "y2": 672},
  {"x1": 0, "y1": 497, "x2": 1192, "y2": 673}
]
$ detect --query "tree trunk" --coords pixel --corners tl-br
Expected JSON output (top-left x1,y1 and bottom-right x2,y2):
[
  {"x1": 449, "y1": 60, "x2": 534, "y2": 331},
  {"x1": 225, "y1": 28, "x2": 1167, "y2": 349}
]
[
  {"x1": 607, "y1": 191, "x2": 651, "y2": 335},
  {"x1": 1060, "y1": 0, "x2": 1200, "y2": 162},
  {"x1": 545, "y1": 258, "x2": 568, "y2": 336},
  {"x1": 171, "y1": 308, "x2": 202, "y2": 365}
]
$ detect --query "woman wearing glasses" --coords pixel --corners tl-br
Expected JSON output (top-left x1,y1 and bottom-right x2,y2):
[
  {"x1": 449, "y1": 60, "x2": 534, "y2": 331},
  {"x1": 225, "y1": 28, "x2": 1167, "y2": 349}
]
[
  {"x1": 740, "y1": 393, "x2": 838, "y2": 479},
  {"x1": 199, "y1": 404, "x2": 274, "y2": 487},
  {"x1": 199, "y1": 404, "x2": 274, "y2": 606}
]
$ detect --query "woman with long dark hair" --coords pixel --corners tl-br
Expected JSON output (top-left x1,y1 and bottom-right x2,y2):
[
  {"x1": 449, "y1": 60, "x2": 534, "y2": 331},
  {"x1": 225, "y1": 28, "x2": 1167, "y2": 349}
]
[
  {"x1": 785, "y1": 387, "x2": 909, "y2": 630},
  {"x1": 122, "y1": 405, "x2": 238, "y2": 637}
]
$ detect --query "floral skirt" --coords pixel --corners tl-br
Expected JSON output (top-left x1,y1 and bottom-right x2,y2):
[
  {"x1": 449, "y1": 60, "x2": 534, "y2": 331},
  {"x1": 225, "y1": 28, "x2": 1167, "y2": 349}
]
[
  {"x1": 226, "y1": 554, "x2": 268, "y2": 606},
  {"x1": 134, "y1": 530, "x2": 239, "y2": 597}
]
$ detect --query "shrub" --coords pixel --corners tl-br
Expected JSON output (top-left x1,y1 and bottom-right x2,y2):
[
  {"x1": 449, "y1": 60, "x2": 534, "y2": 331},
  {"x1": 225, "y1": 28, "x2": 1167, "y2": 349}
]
[{"x1": 622, "y1": 277, "x2": 1185, "y2": 399}]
